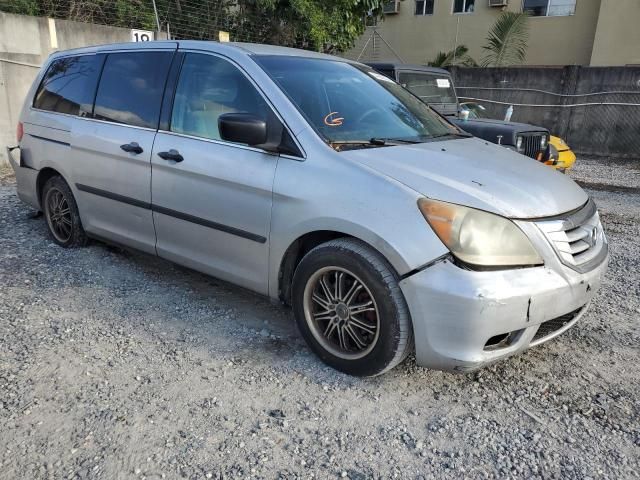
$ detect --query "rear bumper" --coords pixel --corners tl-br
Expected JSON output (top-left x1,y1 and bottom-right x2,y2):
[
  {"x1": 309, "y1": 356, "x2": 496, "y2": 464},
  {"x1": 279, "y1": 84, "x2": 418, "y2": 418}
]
[
  {"x1": 6, "y1": 146, "x2": 40, "y2": 210},
  {"x1": 400, "y1": 251, "x2": 608, "y2": 373}
]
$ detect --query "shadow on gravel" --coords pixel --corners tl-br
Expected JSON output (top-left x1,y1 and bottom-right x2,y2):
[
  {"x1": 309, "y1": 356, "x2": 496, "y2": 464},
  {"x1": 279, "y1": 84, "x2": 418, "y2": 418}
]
[{"x1": 574, "y1": 180, "x2": 640, "y2": 195}]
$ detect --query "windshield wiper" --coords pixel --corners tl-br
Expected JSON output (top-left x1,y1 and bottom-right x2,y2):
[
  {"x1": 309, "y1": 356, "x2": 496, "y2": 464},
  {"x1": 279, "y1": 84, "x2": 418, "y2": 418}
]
[
  {"x1": 426, "y1": 132, "x2": 473, "y2": 140},
  {"x1": 329, "y1": 138, "x2": 419, "y2": 149},
  {"x1": 370, "y1": 137, "x2": 421, "y2": 145}
]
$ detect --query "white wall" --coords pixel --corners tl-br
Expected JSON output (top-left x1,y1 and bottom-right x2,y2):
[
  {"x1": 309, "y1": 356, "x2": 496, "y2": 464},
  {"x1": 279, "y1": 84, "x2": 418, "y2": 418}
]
[{"x1": 0, "y1": 12, "x2": 151, "y2": 165}]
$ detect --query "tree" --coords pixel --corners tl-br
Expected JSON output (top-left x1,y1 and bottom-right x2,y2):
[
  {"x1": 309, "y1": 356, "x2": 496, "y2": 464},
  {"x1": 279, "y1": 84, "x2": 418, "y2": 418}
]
[
  {"x1": 481, "y1": 11, "x2": 529, "y2": 67},
  {"x1": 233, "y1": 0, "x2": 384, "y2": 53},
  {"x1": 0, "y1": 0, "x2": 385, "y2": 53},
  {"x1": 0, "y1": 0, "x2": 39, "y2": 15},
  {"x1": 428, "y1": 45, "x2": 477, "y2": 68}
]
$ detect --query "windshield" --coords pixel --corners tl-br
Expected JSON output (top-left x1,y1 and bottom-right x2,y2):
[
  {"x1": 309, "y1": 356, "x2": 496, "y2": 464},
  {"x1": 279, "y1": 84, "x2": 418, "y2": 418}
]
[
  {"x1": 397, "y1": 71, "x2": 457, "y2": 105},
  {"x1": 461, "y1": 102, "x2": 489, "y2": 119},
  {"x1": 254, "y1": 56, "x2": 457, "y2": 147}
]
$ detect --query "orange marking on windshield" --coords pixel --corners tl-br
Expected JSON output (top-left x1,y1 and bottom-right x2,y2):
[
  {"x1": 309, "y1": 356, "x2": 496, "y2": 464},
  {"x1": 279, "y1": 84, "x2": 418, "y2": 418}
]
[{"x1": 324, "y1": 112, "x2": 344, "y2": 127}]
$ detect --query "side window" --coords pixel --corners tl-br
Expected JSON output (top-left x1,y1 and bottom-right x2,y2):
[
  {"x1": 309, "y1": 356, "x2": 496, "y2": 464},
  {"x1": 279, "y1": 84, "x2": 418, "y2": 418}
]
[
  {"x1": 93, "y1": 51, "x2": 173, "y2": 129},
  {"x1": 171, "y1": 53, "x2": 270, "y2": 142},
  {"x1": 33, "y1": 55, "x2": 103, "y2": 116}
]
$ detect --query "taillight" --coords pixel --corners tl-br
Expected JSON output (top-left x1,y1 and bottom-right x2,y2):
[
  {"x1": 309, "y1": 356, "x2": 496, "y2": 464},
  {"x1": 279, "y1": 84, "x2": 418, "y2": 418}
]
[{"x1": 16, "y1": 122, "x2": 24, "y2": 143}]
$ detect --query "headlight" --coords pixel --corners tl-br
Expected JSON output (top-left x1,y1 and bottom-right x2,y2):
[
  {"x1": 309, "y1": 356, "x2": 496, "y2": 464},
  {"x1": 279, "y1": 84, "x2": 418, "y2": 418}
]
[
  {"x1": 543, "y1": 144, "x2": 559, "y2": 164},
  {"x1": 418, "y1": 199, "x2": 543, "y2": 268},
  {"x1": 516, "y1": 136, "x2": 523, "y2": 151},
  {"x1": 540, "y1": 135, "x2": 548, "y2": 149}
]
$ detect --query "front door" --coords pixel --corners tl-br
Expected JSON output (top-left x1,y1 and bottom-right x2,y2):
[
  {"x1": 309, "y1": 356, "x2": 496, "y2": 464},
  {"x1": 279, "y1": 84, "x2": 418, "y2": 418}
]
[
  {"x1": 151, "y1": 52, "x2": 278, "y2": 294},
  {"x1": 72, "y1": 49, "x2": 175, "y2": 254}
]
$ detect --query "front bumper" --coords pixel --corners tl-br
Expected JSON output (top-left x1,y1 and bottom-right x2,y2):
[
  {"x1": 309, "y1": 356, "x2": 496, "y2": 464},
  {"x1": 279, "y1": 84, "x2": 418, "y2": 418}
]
[{"x1": 400, "y1": 251, "x2": 608, "y2": 372}]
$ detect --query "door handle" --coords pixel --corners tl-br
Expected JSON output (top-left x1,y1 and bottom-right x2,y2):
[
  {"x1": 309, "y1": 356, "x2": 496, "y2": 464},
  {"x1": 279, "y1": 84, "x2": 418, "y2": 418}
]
[
  {"x1": 157, "y1": 149, "x2": 184, "y2": 162},
  {"x1": 120, "y1": 142, "x2": 144, "y2": 154}
]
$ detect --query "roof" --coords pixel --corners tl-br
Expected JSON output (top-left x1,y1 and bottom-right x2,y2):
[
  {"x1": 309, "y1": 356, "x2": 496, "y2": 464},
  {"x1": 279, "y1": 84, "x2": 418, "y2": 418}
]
[
  {"x1": 365, "y1": 62, "x2": 450, "y2": 76},
  {"x1": 226, "y1": 42, "x2": 343, "y2": 60},
  {"x1": 48, "y1": 40, "x2": 352, "y2": 63}
]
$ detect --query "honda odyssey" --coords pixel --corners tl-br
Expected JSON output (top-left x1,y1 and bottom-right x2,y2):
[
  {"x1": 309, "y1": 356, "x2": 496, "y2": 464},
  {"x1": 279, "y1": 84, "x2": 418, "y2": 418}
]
[{"x1": 7, "y1": 41, "x2": 608, "y2": 376}]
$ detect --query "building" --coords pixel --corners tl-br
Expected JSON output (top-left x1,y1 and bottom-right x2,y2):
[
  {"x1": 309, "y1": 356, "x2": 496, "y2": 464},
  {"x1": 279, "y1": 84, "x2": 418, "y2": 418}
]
[{"x1": 346, "y1": 0, "x2": 640, "y2": 67}]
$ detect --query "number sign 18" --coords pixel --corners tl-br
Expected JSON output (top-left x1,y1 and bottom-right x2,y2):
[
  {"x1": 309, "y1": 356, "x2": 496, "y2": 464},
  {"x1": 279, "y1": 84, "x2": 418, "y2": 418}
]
[{"x1": 131, "y1": 30, "x2": 155, "y2": 42}]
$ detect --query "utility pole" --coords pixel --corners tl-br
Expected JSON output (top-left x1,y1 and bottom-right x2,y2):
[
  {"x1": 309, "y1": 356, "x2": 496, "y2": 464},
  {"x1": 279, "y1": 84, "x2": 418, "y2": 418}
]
[
  {"x1": 151, "y1": 0, "x2": 161, "y2": 34},
  {"x1": 453, "y1": 16, "x2": 460, "y2": 63}
]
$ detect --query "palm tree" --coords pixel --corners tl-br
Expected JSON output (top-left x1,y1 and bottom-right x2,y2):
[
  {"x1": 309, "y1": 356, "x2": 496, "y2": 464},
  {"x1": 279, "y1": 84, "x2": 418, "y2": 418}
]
[
  {"x1": 481, "y1": 12, "x2": 529, "y2": 67},
  {"x1": 428, "y1": 45, "x2": 477, "y2": 67}
]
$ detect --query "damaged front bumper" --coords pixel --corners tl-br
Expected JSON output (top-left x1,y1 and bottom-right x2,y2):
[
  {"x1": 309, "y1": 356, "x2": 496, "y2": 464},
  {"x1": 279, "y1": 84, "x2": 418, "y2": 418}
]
[{"x1": 400, "y1": 250, "x2": 608, "y2": 373}]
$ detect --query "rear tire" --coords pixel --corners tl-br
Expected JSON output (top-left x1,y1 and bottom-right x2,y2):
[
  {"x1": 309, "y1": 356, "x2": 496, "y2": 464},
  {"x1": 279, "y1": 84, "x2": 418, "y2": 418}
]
[
  {"x1": 42, "y1": 176, "x2": 88, "y2": 248},
  {"x1": 292, "y1": 238, "x2": 413, "y2": 376}
]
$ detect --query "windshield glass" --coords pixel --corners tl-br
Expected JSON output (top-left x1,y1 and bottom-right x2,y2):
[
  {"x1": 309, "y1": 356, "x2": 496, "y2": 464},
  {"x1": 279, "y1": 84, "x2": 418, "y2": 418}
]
[
  {"x1": 254, "y1": 56, "x2": 457, "y2": 147},
  {"x1": 461, "y1": 102, "x2": 489, "y2": 119},
  {"x1": 397, "y1": 71, "x2": 457, "y2": 105}
]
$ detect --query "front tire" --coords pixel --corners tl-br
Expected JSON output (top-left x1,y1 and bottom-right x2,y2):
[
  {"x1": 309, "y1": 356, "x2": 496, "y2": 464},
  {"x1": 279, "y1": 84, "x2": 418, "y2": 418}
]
[
  {"x1": 292, "y1": 238, "x2": 413, "y2": 376},
  {"x1": 42, "y1": 176, "x2": 88, "y2": 248}
]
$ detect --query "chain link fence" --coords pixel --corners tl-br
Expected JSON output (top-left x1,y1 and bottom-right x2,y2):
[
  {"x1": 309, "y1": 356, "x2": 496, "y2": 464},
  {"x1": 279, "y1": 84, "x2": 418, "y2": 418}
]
[
  {"x1": 2, "y1": 3, "x2": 640, "y2": 159},
  {"x1": 450, "y1": 66, "x2": 640, "y2": 160},
  {"x1": 0, "y1": 0, "x2": 314, "y2": 48}
]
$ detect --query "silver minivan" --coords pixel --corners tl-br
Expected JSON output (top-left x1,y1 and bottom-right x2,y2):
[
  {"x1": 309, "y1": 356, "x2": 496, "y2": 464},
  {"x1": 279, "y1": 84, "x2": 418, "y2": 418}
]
[{"x1": 8, "y1": 41, "x2": 608, "y2": 376}]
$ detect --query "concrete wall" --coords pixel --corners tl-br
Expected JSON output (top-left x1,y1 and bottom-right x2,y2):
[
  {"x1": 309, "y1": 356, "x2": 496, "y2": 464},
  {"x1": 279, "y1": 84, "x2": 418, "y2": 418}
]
[
  {"x1": 346, "y1": 0, "x2": 606, "y2": 67},
  {"x1": 451, "y1": 65, "x2": 640, "y2": 159},
  {"x1": 0, "y1": 12, "x2": 139, "y2": 165},
  {"x1": 590, "y1": 0, "x2": 640, "y2": 66}
]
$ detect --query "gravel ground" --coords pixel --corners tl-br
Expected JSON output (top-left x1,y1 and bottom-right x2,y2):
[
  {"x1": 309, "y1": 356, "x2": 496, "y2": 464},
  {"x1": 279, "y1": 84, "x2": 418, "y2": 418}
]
[{"x1": 0, "y1": 161, "x2": 638, "y2": 480}]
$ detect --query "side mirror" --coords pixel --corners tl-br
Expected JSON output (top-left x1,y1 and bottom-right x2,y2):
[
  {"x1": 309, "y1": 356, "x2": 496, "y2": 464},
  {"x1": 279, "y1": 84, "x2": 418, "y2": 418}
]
[
  {"x1": 218, "y1": 113, "x2": 268, "y2": 147},
  {"x1": 218, "y1": 112, "x2": 302, "y2": 157}
]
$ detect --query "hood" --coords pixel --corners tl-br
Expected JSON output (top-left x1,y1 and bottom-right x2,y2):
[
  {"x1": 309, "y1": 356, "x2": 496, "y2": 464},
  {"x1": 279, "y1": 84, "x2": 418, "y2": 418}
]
[
  {"x1": 451, "y1": 118, "x2": 548, "y2": 146},
  {"x1": 454, "y1": 117, "x2": 544, "y2": 131},
  {"x1": 341, "y1": 137, "x2": 587, "y2": 219}
]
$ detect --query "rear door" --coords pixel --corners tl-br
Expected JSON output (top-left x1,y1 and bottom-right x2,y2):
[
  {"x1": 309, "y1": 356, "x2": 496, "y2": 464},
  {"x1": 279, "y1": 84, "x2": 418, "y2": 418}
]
[
  {"x1": 71, "y1": 48, "x2": 176, "y2": 254},
  {"x1": 151, "y1": 52, "x2": 279, "y2": 294}
]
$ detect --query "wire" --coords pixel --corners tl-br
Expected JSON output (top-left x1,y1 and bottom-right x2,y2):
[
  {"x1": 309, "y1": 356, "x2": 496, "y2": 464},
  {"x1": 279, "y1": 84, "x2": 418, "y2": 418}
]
[
  {"x1": 458, "y1": 96, "x2": 640, "y2": 108},
  {"x1": 456, "y1": 86, "x2": 640, "y2": 97}
]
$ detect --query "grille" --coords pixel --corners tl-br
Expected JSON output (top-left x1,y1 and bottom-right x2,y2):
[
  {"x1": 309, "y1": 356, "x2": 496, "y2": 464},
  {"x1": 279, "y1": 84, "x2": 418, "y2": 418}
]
[
  {"x1": 536, "y1": 199, "x2": 608, "y2": 273},
  {"x1": 532, "y1": 308, "x2": 582, "y2": 342},
  {"x1": 521, "y1": 132, "x2": 545, "y2": 159}
]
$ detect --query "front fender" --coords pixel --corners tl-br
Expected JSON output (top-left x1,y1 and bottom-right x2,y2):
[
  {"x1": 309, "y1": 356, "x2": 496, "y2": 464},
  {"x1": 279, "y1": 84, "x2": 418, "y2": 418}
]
[{"x1": 267, "y1": 151, "x2": 449, "y2": 300}]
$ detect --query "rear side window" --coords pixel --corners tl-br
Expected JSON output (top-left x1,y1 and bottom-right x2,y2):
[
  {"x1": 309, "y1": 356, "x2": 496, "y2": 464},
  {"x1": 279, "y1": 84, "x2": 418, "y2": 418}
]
[
  {"x1": 93, "y1": 51, "x2": 173, "y2": 129},
  {"x1": 33, "y1": 55, "x2": 103, "y2": 116}
]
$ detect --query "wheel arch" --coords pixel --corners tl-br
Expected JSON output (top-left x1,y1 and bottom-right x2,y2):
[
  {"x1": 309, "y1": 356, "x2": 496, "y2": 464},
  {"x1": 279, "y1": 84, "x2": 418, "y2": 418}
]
[
  {"x1": 277, "y1": 230, "x2": 349, "y2": 305},
  {"x1": 36, "y1": 167, "x2": 65, "y2": 208},
  {"x1": 275, "y1": 224, "x2": 413, "y2": 305}
]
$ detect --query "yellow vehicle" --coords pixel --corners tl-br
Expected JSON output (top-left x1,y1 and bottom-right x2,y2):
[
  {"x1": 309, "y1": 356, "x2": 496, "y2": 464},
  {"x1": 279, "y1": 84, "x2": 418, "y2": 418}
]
[
  {"x1": 546, "y1": 136, "x2": 576, "y2": 173},
  {"x1": 460, "y1": 102, "x2": 576, "y2": 173}
]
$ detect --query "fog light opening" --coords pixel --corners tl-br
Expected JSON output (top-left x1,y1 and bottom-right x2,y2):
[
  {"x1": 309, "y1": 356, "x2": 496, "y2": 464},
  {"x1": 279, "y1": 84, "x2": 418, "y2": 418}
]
[
  {"x1": 483, "y1": 329, "x2": 524, "y2": 351},
  {"x1": 485, "y1": 333, "x2": 509, "y2": 348}
]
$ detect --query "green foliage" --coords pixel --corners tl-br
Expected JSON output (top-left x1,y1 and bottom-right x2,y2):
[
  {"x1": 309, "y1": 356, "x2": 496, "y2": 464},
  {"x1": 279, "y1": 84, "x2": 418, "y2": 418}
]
[
  {"x1": 0, "y1": 0, "x2": 39, "y2": 15},
  {"x1": 235, "y1": 0, "x2": 384, "y2": 52},
  {"x1": 481, "y1": 11, "x2": 529, "y2": 67},
  {"x1": 0, "y1": 0, "x2": 383, "y2": 53},
  {"x1": 428, "y1": 45, "x2": 477, "y2": 68}
]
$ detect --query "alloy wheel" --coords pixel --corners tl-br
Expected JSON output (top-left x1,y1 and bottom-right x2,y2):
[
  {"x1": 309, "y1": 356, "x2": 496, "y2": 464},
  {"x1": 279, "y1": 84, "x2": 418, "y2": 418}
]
[
  {"x1": 45, "y1": 188, "x2": 72, "y2": 243},
  {"x1": 303, "y1": 266, "x2": 380, "y2": 360}
]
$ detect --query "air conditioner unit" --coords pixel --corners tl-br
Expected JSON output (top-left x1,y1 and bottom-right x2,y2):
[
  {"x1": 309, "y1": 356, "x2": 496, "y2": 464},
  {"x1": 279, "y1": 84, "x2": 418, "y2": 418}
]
[
  {"x1": 383, "y1": 1, "x2": 400, "y2": 14},
  {"x1": 488, "y1": 0, "x2": 508, "y2": 6}
]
